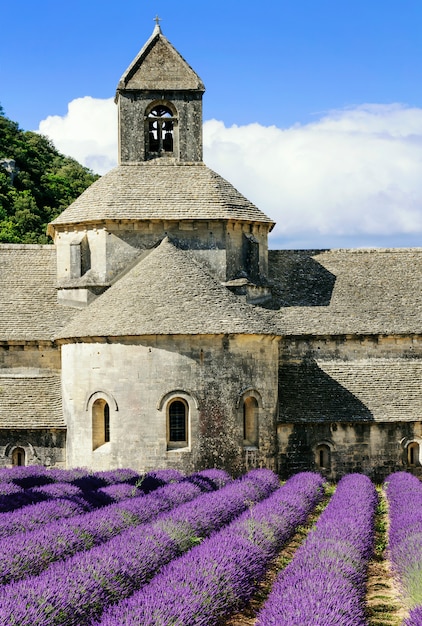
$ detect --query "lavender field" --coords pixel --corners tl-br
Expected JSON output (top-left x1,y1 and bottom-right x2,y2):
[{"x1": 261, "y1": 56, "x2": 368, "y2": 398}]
[{"x1": 0, "y1": 466, "x2": 417, "y2": 625}]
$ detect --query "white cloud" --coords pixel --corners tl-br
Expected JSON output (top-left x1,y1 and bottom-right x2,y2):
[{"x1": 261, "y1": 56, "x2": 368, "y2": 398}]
[
  {"x1": 37, "y1": 98, "x2": 422, "y2": 249},
  {"x1": 38, "y1": 97, "x2": 117, "y2": 175}
]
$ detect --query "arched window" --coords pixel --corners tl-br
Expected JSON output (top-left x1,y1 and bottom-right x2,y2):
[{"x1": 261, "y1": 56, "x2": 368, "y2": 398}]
[
  {"x1": 407, "y1": 442, "x2": 420, "y2": 467},
  {"x1": 146, "y1": 104, "x2": 176, "y2": 156},
  {"x1": 12, "y1": 447, "x2": 25, "y2": 467},
  {"x1": 316, "y1": 444, "x2": 331, "y2": 470},
  {"x1": 167, "y1": 399, "x2": 188, "y2": 449},
  {"x1": 92, "y1": 399, "x2": 110, "y2": 450},
  {"x1": 243, "y1": 396, "x2": 259, "y2": 448}
]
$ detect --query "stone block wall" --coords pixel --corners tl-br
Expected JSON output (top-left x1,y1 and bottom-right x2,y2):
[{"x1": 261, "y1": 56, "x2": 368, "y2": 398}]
[
  {"x1": 61, "y1": 333, "x2": 278, "y2": 475},
  {"x1": 277, "y1": 333, "x2": 422, "y2": 480},
  {"x1": 0, "y1": 429, "x2": 66, "y2": 468}
]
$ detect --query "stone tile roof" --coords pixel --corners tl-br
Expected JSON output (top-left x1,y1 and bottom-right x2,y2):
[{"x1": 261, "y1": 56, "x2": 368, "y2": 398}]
[
  {"x1": 0, "y1": 372, "x2": 64, "y2": 428},
  {"x1": 48, "y1": 164, "x2": 275, "y2": 233},
  {"x1": 269, "y1": 248, "x2": 422, "y2": 335},
  {"x1": 279, "y1": 358, "x2": 422, "y2": 423},
  {"x1": 0, "y1": 245, "x2": 78, "y2": 341},
  {"x1": 56, "y1": 238, "x2": 278, "y2": 340}
]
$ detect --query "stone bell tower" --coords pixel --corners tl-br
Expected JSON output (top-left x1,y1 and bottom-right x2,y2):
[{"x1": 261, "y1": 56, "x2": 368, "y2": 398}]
[{"x1": 115, "y1": 19, "x2": 205, "y2": 164}]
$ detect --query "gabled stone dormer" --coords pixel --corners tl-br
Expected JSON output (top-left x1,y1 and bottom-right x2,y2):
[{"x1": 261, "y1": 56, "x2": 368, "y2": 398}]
[{"x1": 115, "y1": 21, "x2": 205, "y2": 164}]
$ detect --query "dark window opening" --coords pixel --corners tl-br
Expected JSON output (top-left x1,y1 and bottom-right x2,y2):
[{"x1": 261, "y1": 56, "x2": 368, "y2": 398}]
[
  {"x1": 12, "y1": 447, "x2": 25, "y2": 467},
  {"x1": 408, "y1": 442, "x2": 419, "y2": 466},
  {"x1": 104, "y1": 403, "x2": 110, "y2": 443},
  {"x1": 316, "y1": 444, "x2": 331, "y2": 470},
  {"x1": 168, "y1": 400, "x2": 187, "y2": 447}
]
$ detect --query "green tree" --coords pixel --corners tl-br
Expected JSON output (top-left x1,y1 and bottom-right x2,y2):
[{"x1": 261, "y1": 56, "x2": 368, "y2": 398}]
[{"x1": 0, "y1": 106, "x2": 99, "y2": 243}]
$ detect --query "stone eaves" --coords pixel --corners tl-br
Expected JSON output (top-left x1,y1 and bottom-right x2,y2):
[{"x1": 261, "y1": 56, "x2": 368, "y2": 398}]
[{"x1": 48, "y1": 163, "x2": 274, "y2": 235}]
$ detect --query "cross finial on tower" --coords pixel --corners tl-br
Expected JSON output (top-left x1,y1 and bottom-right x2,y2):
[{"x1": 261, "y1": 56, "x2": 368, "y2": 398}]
[{"x1": 154, "y1": 15, "x2": 162, "y2": 27}]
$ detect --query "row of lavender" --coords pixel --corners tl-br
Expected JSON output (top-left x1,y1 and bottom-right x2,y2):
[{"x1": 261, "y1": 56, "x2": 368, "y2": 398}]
[
  {"x1": 0, "y1": 468, "x2": 280, "y2": 625},
  {"x1": 97, "y1": 471, "x2": 325, "y2": 625},
  {"x1": 0, "y1": 465, "x2": 184, "y2": 513},
  {"x1": 385, "y1": 472, "x2": 422, "y2": 626},
  {"x1": 0, "y1": 468, "x2": 228, "y2": 540},
  {"x1": 0, "y1": 468, "x2": 230, "y2": 584},
  {"x1": 256, "y1": 473, "x2": 377, "y2": 626},
  {"x1": 6, "y1": 468, "x2": 413, "y2": 625}
]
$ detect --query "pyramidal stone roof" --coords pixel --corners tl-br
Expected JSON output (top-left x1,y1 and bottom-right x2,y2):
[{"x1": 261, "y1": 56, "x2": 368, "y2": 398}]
[
  {"x1": 48, "y1": 163, "x2": 275, "y2": 232},
  {"x1": 56, "y1": 238, "x2": 278, "y2": 340},
  {"x1": 116, "y1": 23, "x2": 204, "y2": 93}
]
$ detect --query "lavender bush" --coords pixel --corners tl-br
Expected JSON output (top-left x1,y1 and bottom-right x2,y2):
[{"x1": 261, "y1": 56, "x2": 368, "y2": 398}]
[
  {"x1": 405, "y1": 606, "x2": 422, "y2": 626},
  {"x1": 0, "y1": 466, "x2": 182, "y2": 513},
  {"x1": 0, "y1": 468, "x2": 279, "y2": 625},
  {"x1": 96, "y1": 472, "x2": 324, "y2": 626},
  {"x1": 0, "y1": 465, "x2": 53, "y2": 488},
  {"x1": 256, "y1": 473, "x2": 377, "y2": 626},
  {"x1": 0, "y1": 498, "x2": 85, "y2": 539},
  {"x1": 0, "y1": 469, "x2": 229, "y2": 585},
  {"x1": 384, "y1": 472, "x2": 422, "y2": 625}
]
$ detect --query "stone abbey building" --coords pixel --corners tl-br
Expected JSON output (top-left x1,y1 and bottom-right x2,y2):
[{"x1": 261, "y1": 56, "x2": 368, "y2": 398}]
[{"x1": 0, "y1": 24, "x2": 421, "y2": 480}]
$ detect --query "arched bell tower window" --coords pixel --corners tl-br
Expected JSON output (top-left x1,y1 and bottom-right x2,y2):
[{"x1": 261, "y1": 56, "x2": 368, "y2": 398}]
[{"x1": 146, "y1": 104, "x2": 177, "y2": 157}]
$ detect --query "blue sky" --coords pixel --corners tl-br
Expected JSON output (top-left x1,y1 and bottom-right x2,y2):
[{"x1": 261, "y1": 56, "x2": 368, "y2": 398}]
[{"x1": 2, "y1": 0, "x2": 422, "y2": 249}]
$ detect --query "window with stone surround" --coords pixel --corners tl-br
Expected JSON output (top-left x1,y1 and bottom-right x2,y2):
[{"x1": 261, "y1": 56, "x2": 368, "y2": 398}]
[
  {"x1": 12, "y1": 447, "x2": 25, "y2": 466},
  {"x1": 92, "y1": 399, "x2": 110, "y2": 450},
  {"x1": 243, "y1": 396, "x2": 259, "y2": 448},
  {"x1": 167, "y1": 399, "x2": 188, "y2": 449},
  {"x1": 407, "y1": 441, "x2": 420, "y2": 467},
  {"x1": 316, "y1": 443, "x2": 331, "y2": 470}
]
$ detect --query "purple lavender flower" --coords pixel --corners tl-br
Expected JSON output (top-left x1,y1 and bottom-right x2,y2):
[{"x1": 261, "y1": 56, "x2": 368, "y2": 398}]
[
  {"x1": 256, "y1": 473, "x2": 377, "y2": 626},
  {"x1": 0, "y1": 469, "x2": 279, "y2": 625},
  {"x1": 384, "y1": 472, "x2": 422, "y2": 618},
  {"x1": 96, "y1": 472, "x2": 324, "y2": 626}
]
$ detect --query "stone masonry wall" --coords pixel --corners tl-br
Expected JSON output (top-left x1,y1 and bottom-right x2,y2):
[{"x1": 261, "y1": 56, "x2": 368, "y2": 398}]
[
  {"x1": 61, "y1": 334, "x2": 278, "y2": 475},
  {"x1": 0, "y1": 429, "x2": 66, "y2": 468},
  {"x1": 278, "y1": 334, "x2": 422, "y2": 480}
]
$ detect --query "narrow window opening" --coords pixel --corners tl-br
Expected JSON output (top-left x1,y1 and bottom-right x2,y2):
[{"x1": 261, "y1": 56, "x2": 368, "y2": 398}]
[
  {"x1": 168, "y1": 399, "x2": 188, "y2": 449},
  {"x1": 92, "y1": 399, "x2": 110, "y2": 450},
  {"x1": 316, "y1": 444, "x2": 331, "y2": 470},
  {"x1": 408, "y1": 442, "x2": 419, "y2": 467},
  {"x1": 12, "y1": 447, "x2": 25, "y2": 467},
  {"x1": 243, "y1": 396, "x2": 259, "y2": 448},
  {"x1": 104, "y1": 403, "x2": 110, "y2": 443}
]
